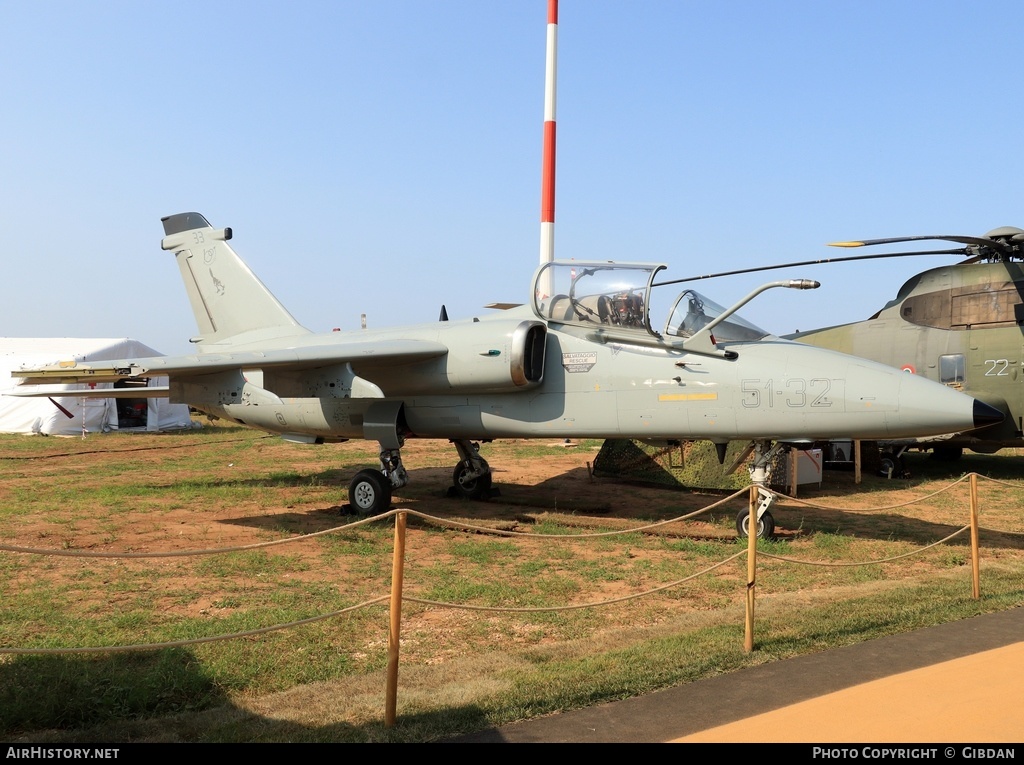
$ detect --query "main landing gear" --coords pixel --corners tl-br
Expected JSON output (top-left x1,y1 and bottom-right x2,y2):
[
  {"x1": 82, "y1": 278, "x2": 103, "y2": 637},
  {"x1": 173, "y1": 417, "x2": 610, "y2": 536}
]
[
  {"x1": 346, "y1": 439, "x2": 495, "y2": 515},
  {"x1": 878, "y1": 446, "x2": 910, "y2": 479},
  {"x1": 450, "y1": 439, "x2": 493, "y2": 500},
  {"x1": 347, "y1": 445, "x2": 409, "y2": 516},
  {"x1": 347, "y1": 469, "x2": 391, "y2": 515}
]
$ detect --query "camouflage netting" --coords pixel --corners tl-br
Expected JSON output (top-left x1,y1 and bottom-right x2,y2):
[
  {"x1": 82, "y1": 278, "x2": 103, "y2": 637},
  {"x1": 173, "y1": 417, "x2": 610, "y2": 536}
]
[{"x1": 592, "y1": 439, "x2": 754, "y2": 490}]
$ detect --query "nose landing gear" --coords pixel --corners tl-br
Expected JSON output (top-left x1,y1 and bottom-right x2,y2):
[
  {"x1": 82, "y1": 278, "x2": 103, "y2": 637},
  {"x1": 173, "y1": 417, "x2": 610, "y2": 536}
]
[
  {"x1": 735, "y1": 486, "x2": 776, "y2": 539},
  {"x1": 737, "y1": 441, "x2": 781, "y2": 539}
]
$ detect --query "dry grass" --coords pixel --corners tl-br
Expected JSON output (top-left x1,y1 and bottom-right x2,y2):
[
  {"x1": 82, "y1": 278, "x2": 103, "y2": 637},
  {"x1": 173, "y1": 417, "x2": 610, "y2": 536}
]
[{"x1": 1, "y1": 426, "x2": 1022, "y2": 741}]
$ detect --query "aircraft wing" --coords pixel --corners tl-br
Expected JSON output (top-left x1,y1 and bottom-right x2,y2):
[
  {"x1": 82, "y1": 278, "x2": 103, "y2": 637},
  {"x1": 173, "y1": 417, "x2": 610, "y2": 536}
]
[{"x1": 10, "y1": 339, "x2": 449, "y2": 387}]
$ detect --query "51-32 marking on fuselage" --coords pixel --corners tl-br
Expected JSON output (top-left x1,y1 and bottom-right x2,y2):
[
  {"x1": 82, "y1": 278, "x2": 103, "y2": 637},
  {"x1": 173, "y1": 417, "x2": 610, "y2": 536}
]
[{"x1": 740, "y1": 378, "x2": 833, "y2": 409}]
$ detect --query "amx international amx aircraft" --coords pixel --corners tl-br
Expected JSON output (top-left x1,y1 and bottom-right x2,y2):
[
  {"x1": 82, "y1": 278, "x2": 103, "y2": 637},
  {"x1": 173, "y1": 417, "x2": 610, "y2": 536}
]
[{"x1": 10, "y1": 213, "x2": 1003, "y2": 534}]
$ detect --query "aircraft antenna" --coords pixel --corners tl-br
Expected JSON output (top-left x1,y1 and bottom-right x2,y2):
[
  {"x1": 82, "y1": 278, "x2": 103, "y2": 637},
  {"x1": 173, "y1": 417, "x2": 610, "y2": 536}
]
[{"x1": 539, "y1": 0, "x2": 558, "y2": 269}]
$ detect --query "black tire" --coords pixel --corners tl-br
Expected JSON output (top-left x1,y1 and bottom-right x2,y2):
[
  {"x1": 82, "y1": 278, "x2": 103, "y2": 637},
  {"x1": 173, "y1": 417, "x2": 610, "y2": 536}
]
[
  {"x1": 348, "y1": 469, "x2": 392, "y2": 515},
  {"x1": 878, "y1": 451, "x2": 900, "y2": 478},
  {"x1": 736, "y1": 508, "x2": 775, "y2": 539},
  {"x1": 878, "y1": 452, "x2": 908, "y2": 478},
  {"x1": 452, "y1": 462, "x2": 492, "y2": 500}
]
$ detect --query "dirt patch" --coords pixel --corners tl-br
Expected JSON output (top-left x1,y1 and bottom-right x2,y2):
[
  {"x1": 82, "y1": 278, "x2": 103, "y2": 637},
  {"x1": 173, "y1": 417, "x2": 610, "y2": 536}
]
[{"x1": 4, "y1": 433, "x2": 1023, "y2": 587}]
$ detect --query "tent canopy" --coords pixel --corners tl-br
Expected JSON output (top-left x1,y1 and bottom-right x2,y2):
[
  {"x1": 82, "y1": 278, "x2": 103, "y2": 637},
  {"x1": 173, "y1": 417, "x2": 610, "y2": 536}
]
[{"x1": 0, "y1": 338, "x2": 196, "y2": 435}]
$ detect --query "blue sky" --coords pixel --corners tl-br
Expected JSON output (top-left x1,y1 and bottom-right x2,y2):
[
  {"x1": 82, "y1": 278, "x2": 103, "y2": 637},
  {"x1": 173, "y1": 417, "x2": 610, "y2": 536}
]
[{"x1": 3, "y1": 1, "x2": 1023, "y2": 355}]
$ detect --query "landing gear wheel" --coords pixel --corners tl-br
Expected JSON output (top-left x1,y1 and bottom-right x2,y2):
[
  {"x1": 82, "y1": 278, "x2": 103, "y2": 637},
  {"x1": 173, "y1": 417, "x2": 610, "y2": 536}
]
[
  {"x1": 348, "y1": 469, "x2": 392, "y2": 515},
  {"x1": 878, "y1": 452, "x2": 907, "y2": 478},
  {"x1": 452, "y1": 462, "x2": 492, "y2": 500},
  {"x1": 736, "y1": 508, "x2": 775, "y2": 539},
  {"x1": 878, "y1": 454, "x2": 896, "y2": 478}
]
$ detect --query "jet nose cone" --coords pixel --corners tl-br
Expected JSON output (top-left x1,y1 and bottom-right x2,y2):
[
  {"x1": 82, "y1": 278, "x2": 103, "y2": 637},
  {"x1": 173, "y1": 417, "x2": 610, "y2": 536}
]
[{"x1": 973, "y1": 400, "x2": 1005, "y2": 429}]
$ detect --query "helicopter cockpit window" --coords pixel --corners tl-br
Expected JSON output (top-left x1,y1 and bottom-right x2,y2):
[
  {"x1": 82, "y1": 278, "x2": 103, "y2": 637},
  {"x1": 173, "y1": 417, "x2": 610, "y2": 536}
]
[
  {"x1": 939, "y1": 354, "x2": 965, "y2": 386},
  {"x1": 664, "y1": 289, "x2": 769, "y2": 342}
]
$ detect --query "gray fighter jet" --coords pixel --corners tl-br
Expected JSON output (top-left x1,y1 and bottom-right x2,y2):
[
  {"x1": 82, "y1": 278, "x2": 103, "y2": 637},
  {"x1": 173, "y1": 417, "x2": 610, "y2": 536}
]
[{"x1": 10, "y1": 213, "x2": 1002, "y2": 535}]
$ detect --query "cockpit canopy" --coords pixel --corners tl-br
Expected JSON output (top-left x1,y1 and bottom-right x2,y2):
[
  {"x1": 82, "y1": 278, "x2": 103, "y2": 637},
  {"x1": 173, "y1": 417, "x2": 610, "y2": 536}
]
[{"x1": 531, "y1": 261, "x2": 770, "y2": 343}]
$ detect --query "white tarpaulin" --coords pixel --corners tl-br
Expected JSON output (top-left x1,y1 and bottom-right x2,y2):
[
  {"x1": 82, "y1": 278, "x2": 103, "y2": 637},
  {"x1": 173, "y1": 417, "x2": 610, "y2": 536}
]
[{"x1": 0, "y1": 338, "x2": 196, "y2": 436}]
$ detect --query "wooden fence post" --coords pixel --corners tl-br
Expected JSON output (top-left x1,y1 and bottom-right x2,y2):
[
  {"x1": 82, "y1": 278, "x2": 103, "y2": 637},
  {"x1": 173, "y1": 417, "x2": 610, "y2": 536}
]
[
  {"x1": 744, "y1": 486, "x2": 758, "y2": 653},
  {"x1": 854, "y1": 440, "x2": 862, "y2": 484},
  {"x1": 386, "y1": 511, "x2": 408, "y2": 726},
  {"x1": 969, "y1": 474, "x2": 980, "y2": 599}
]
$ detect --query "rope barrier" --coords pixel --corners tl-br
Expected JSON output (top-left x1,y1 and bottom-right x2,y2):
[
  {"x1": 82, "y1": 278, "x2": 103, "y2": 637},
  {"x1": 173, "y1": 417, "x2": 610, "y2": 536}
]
[
  {"x1": 404, "y1": 551, "x2": 746, "y2": 612},
  {"x1": 0, "y1": 549, "x2": 751, "y2": 655},
  {"x1": 0, "y1": 434, "x2": 273, "y2": 461},
  {"x1": 772, "y1": 473, "x2": 970, "y2": 512},
  {"x1": 0, "y1": 471, "x2": 1007, "y2": 658},
  {"x1": 398, "y1": 487, "x2": 748, "y2": 539},
  {"x1": 0, "y1": 487, "x2": 748, "y2": 559},
  {"x1": 975, "y1": 473, "x2": 1024, "y2": 491},
  {"x1": 0, "y1": 596, "x2": 390, "y2": 655},
  {"x1": 0, "y1": 512, "x2": 388, "y2": 558},
  {"x1": 760, "y1": 526, "x2": 970, "y2": 566}
]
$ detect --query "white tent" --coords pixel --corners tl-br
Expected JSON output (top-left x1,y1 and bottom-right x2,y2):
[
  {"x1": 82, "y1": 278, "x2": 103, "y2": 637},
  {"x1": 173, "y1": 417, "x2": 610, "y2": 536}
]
[{"x1": 0, "y1": 338, "x2": 196, "y2": 436}]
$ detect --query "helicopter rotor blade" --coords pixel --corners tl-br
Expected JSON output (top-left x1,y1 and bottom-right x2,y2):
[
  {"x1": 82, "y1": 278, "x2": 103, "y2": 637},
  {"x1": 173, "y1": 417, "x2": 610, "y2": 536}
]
[
  {"x1": 832, "y1": 233, "x2": 1022, "y2": 260},
  {"x1": 652, "y1": 249, "x2": 965, "y2": 288},
  {"x1": 830, "y1": 234, "x2": 1000, "y2": 249}
]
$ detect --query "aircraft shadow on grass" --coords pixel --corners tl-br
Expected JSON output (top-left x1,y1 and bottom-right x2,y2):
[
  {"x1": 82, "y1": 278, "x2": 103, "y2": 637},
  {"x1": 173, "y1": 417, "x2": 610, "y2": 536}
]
[{"x1": 205, "y1": 458, "x2": 1024, "y2": 551}]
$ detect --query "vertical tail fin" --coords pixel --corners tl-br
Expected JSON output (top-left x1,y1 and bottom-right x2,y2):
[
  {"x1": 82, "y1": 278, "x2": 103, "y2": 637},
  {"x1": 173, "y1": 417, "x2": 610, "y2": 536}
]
[{"x1": 160, "y1": 213, "x2": 310, "y2": 347}]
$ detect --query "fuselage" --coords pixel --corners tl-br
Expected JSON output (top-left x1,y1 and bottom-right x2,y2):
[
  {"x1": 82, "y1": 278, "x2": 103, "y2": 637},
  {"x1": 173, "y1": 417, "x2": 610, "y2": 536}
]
[
  {"x1": 181, "y1": 307, "x2": 989, "y2": 446},
  {"x1": 12, "y1": 221, "x2": 1000, "y2": 452}
]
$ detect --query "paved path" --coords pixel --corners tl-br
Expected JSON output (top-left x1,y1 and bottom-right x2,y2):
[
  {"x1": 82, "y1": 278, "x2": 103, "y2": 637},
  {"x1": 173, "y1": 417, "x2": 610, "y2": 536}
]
[{"x1": 452, "y1": 607, "x2": 1023, "y2": 743}]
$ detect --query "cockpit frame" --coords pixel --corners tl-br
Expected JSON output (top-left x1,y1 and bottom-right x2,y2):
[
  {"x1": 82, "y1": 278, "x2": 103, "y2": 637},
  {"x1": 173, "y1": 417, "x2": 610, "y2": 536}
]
[
  {"x1": 532, "y1": 261, "x2": 666, "y2": 337},
  {"x1": 531, "y1": 260, "x2": 771, "y2": 349}
]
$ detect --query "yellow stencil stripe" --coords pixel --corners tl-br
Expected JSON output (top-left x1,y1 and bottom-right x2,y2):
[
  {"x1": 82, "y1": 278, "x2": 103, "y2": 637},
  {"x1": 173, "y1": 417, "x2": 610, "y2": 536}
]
[{"x1": 658, "y1": 393, "x2": 719, "y2": 402}]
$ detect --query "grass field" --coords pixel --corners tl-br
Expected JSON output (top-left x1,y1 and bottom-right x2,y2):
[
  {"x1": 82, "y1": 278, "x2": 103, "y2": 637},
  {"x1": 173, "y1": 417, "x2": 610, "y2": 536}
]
[{"x1": 1, "y1": 425, "x2": 1022, "y2": 742}]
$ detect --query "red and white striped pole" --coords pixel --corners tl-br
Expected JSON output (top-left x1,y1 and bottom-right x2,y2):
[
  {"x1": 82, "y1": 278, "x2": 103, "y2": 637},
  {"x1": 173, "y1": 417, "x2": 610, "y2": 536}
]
[{"x1": 539, "y1": 0, "x2": 558, "y2": 269}]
